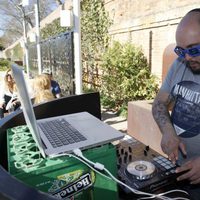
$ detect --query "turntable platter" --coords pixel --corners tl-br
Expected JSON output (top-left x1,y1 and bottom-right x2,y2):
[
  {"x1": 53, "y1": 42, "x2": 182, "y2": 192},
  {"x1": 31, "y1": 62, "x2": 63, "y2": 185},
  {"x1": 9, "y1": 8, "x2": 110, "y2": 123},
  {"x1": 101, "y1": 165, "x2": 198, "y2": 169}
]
[{"x1": 126, "y1": 160, "x2": 156, "y2": 180}]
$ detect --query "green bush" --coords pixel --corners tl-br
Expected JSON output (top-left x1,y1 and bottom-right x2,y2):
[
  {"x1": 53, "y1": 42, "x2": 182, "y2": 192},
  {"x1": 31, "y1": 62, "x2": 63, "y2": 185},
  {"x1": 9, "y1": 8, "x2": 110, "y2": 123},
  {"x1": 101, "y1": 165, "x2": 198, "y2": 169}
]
[
  {"x1": 81, "y1": 0, "x2": 111, "y2": 89},
  {"x1": 41, "y1": 18, "x2": 67, "y2": 40},
  {"x1": 12, "y1": 43, "x2": 23, "y2": 61},
  {"x1": 0, "y1": 59, "x2": 10, "y2": 71},
  {"x1": 100, "y1": 41, "x2": 158, "y2": 115}
]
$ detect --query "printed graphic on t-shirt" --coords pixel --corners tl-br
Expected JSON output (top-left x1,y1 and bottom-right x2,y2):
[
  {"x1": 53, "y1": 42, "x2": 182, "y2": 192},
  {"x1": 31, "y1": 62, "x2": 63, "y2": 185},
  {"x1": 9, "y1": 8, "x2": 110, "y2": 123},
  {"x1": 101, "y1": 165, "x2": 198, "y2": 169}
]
[{"x1": 171, "y1": 81, "x2": 200, "y2": 138}]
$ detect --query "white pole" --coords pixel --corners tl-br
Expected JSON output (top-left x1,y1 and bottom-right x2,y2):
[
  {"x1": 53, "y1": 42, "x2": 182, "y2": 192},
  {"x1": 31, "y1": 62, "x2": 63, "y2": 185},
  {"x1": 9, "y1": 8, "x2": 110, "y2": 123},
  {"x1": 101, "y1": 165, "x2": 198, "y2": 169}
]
[
  {"x1": 73, "y1": 0, "x2": 82, "y2": 94},
  {"x1": 22, "y1": 17, "x2": 30, "y2": 78},
  {"x1": 35, "y1": 1, "x2": 42, "y2": 74}
]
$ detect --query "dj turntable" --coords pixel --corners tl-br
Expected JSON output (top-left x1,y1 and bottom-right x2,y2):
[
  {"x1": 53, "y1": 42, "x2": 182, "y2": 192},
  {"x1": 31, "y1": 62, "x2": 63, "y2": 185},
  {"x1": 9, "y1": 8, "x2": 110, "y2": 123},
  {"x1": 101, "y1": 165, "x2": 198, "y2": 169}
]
[{"x1": 116, "y1": 136, "x2": 181, "y2": 194}]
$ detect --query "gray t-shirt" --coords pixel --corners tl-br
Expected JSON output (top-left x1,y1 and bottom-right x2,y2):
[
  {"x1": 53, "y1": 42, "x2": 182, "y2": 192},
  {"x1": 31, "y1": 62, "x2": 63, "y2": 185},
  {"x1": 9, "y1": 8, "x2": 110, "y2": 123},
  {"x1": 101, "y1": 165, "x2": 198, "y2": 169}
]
[{"x1": 161, "y1": 58, "x2": 200, "y2": 165}]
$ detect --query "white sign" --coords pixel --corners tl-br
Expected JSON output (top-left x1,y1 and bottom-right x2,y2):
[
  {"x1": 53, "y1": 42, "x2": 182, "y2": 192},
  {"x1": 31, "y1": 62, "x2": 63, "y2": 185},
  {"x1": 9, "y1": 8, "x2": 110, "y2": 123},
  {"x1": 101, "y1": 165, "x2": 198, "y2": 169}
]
[
  {"x1": 60, "y1": 10, "x2": 73, "y2": 27},
  {"x1": 22, "y1": 0, "x2": 29, "y2": 7}
]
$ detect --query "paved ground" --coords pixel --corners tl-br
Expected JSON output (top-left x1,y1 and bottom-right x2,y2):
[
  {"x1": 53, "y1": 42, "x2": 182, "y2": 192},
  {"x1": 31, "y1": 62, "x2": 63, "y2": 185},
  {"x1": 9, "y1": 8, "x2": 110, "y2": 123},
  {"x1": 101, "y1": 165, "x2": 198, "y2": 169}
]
[{"x1": 102, "y1": 110, "x2": 127, "y2": 133}]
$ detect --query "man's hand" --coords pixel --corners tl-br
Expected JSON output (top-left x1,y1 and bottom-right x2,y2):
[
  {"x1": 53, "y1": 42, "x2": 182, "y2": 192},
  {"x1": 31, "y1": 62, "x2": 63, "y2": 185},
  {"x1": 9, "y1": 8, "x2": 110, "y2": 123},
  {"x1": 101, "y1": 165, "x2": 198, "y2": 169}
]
[
  {"x1": 161, "y1": 133, "x2": 186, "y2": 163},
  {"x1": 176, "y1": 157, "x2": 200, "y2": 184},
  {"x1": 152, "y1": 90, "x2": 187, "y2": 163}
]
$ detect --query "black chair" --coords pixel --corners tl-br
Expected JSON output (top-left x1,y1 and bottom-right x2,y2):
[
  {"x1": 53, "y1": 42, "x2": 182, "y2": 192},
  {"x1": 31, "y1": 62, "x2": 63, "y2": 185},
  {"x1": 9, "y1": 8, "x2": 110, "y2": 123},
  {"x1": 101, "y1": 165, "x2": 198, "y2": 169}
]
[{"x1": 0, "y1": 165, "x2": 57, "y2": 200}]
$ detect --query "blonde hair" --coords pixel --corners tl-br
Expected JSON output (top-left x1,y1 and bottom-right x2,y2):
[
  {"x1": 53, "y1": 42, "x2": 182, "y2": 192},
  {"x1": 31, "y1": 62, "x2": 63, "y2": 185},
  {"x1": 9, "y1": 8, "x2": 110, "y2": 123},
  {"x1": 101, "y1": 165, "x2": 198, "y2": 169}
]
[
  {"x1": 33, "y1": 74, "x2": 55, "y2": 104},
  {"x1": 4, "y1": 68, "x2": 14, "y2": 93},
  {"x1": 33, "y1": 74, "x2": 51, "y2": 91},
  {"x1": 34, "y1": 89, "x2": 55, "y2": 104}
]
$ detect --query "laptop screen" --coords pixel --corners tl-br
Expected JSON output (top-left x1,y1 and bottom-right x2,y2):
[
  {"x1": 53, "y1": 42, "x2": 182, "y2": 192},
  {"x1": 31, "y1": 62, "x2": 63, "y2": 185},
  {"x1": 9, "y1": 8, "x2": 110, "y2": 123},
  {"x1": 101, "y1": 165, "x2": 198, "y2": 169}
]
[{"x1": 11, "y1": 64, "x2": 46, "y2": 158}]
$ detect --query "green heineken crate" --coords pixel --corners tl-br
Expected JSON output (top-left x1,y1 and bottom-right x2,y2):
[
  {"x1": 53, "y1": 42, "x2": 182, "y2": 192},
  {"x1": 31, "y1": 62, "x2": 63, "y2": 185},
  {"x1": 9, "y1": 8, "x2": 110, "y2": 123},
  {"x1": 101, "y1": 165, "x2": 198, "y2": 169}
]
[{"x1": 7, "y1": 125, "x2": 119, "y2": 200}]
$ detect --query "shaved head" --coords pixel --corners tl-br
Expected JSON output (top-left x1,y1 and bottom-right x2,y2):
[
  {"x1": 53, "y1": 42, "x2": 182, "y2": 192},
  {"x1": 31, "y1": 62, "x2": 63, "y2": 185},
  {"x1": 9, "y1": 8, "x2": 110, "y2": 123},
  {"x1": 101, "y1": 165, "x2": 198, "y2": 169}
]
[
  {"x1": 176, "y1": 10, "x2": 200, "y2": 48},
  {"x1": 175, "y1": 9, "x2": 200, "y2": 73}
]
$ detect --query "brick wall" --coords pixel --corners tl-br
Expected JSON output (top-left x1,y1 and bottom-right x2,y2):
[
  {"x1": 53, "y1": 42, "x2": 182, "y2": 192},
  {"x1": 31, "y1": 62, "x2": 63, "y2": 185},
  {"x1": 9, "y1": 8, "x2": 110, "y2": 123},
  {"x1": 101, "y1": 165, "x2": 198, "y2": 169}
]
[{"x1": 104, "y1": 0, "x2": 200, "y2": 82}]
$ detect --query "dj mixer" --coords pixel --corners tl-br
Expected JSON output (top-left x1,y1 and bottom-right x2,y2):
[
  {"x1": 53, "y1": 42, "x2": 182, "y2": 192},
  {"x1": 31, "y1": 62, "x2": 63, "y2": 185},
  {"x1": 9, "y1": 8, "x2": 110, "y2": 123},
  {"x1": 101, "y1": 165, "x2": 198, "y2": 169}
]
[{"x1": 116, "y1": 136, "x2": 183, "y2": 194}]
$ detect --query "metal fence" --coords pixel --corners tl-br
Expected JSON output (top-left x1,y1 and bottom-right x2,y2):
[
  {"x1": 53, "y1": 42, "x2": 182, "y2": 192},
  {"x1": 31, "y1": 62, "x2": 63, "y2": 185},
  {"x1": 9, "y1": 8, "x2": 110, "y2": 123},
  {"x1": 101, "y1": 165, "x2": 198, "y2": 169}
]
[{"x1": 29, "y1": 32, "x2": 74, "y2": 96}]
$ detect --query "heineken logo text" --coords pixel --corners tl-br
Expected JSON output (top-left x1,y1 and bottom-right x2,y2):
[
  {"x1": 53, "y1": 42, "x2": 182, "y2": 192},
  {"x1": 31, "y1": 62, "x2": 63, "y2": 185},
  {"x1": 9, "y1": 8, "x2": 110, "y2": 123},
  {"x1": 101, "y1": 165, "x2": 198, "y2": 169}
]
[{"x1": 52, "y1": 173, "x2": 92, "y2": 199}]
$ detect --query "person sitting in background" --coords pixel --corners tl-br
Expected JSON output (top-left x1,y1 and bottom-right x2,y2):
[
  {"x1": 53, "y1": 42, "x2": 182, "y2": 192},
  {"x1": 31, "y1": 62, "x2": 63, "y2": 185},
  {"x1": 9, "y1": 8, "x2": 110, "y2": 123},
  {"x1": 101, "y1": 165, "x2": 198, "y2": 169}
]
[
  {"x1": 0, "y1": 69, "x2": 20, "y2": 118},
  {"x1": 33, "y1": 74, "x2": 55, "y2": 104},
  {"x1": 42, "y1": 68, "x2": 62, "y2": 98},
  {"x1": 6, "y1": 83, "x2": 20, "y2": 113}
]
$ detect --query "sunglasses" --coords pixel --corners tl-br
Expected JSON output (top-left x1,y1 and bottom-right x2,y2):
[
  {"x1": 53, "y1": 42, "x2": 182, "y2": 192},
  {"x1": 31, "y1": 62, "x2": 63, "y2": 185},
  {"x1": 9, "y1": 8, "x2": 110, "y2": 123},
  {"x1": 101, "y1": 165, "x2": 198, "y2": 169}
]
[{"x1": 174, "y1": 44, "x2": 200, "y2": 58}]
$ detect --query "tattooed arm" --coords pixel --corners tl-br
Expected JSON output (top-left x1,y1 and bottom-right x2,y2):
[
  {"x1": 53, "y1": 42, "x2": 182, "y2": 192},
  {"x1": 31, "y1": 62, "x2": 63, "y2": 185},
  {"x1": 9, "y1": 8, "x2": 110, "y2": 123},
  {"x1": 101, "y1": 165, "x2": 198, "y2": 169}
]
[{"x1": 152, "y1": 90, "x2": 186, "y2": 163}]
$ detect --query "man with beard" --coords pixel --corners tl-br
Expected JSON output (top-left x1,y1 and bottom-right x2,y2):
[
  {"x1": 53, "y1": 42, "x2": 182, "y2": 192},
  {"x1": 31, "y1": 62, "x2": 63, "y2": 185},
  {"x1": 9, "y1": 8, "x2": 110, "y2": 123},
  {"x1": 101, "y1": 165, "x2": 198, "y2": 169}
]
[{"x1": 152, "y1": 9, "x2": 200, "y2": 200}]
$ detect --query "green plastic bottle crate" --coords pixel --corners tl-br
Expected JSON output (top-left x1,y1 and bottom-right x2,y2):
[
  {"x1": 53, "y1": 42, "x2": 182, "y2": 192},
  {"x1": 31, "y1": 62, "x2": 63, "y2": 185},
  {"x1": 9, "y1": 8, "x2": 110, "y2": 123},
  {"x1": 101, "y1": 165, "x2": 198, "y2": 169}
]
[{"x1": 7, "y1": 125, "x2": 119, "y2": 200}]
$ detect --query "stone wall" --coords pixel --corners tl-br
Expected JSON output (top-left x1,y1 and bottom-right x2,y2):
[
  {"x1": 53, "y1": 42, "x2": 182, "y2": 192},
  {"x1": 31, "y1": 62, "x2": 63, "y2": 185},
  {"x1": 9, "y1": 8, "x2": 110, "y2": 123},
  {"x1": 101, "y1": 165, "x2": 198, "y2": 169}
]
[
  {"x1": 127, "y1": 100, "x2": 165, "y2": 155},
  {"x1": 104, "y1": 0, "x2": 200, "y2": 82}
]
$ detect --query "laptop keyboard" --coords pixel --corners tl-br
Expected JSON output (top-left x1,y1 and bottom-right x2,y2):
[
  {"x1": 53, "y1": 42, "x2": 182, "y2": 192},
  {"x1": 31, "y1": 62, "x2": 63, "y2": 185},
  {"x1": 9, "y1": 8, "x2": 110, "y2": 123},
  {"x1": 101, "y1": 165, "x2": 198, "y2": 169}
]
[{"x1": 38, "y1": 119, "x2": 87, "y2": 148}]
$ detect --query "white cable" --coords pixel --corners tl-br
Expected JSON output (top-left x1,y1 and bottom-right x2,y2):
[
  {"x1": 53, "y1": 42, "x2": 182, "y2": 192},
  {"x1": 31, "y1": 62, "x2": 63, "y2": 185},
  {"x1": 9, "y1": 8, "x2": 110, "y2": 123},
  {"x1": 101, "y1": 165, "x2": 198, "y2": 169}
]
[
  {"x1": 51, "y1": 152, "x2": 111, "y2": 180},
  {"x1": 103, "y1": 167, "x2": 170, "y2": 200},
  {"x1": 105, "y1": 167, "x2": 190, "y2": 200},
  {"x1": 73, "y1": 149, "x2": 162, "y2": 199},
  {"x1": 72, "y1": 149, "x2": 190, "y2": 200},
  {"x1": 73, "y1": 148, "x2": 96, "y2": 165},
  {"x1": 52, "y1": 149, "x2": 190, "y2": 200},
  {"x1": 156, "y1": 189, "x2": 189, "y2": 197},
  {"x1": 72, "y1": 149, "x2": 161, "y2": 199}
]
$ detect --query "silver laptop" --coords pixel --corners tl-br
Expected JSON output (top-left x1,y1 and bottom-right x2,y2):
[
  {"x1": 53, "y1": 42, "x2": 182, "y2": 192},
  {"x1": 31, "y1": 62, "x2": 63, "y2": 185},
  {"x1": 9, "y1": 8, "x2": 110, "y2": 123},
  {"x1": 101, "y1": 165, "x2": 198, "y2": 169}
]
[{"x1": 11, "y1": 64, "x2": 124, "y2": 158}]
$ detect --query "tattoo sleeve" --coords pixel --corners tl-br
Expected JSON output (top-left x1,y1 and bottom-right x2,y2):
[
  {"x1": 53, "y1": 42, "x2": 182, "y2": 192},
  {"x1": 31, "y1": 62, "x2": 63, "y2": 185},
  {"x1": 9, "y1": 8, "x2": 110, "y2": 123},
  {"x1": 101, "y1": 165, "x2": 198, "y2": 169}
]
[{"x1": 152, "y1": 92, "x2": 175, "y2": 134}]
